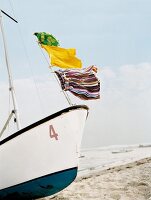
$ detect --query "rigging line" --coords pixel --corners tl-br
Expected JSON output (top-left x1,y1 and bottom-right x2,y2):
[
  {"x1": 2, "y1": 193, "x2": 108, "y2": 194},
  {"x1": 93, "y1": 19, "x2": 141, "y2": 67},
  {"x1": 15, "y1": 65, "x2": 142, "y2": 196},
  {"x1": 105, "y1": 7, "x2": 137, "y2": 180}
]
[
  {"x1": 8, "y1": 0, "x2": 16, "y2": 19},
  {"x1": 38, "y1": 44, "x2": 73, "y2": 106},
  {"x1": 9, "y1": 0, "x2": 72, "y2": 107},
  {"x1": 8, "y1": 85, "x2": 11, "y2": 130},
  {"x1": 0, "y1": 10, "x2": 21, "y2": 130},
  {"x1": 8, "y1": 0, "x2": 45, "y2": 116}
]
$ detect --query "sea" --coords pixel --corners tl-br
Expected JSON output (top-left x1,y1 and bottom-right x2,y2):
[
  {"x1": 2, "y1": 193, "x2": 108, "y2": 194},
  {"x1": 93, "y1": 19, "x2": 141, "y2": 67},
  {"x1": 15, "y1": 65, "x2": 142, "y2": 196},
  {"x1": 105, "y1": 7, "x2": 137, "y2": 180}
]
[{"x1": 78, "y1": 144, "x2": 151, "y2": 176}]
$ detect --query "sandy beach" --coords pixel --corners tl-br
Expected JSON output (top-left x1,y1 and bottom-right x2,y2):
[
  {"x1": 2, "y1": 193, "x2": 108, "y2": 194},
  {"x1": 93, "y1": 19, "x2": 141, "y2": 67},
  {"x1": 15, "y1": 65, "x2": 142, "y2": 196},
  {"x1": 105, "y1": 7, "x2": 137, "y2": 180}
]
[
  {"x1": 51, "y1": 157, "x2": 151, "y2": 200},
  {"x1": 38, "y1": 146, "x2": 151, "y2": 200}
]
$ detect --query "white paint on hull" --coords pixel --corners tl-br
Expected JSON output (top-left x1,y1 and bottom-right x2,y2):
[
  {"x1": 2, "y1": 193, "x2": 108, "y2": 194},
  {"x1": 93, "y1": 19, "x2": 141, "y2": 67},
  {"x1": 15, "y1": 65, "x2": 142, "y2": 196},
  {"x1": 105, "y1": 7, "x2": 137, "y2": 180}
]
[{"x1": 0, "y1": 107, "x2": 88, "y2": 190}]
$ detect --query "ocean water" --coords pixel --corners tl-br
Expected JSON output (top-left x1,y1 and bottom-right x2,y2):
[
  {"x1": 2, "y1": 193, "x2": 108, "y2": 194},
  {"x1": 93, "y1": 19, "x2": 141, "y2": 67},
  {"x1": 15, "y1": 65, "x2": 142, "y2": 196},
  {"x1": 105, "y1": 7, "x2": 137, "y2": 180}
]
[{"x1": 78, "y1": 144, "x2": 151, "y2": 176}]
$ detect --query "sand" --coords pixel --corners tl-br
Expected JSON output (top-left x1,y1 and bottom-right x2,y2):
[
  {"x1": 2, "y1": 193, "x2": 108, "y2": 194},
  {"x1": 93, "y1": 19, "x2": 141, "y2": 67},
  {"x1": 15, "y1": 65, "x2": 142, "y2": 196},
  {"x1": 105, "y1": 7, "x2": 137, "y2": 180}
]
[{"x1": 40, "y1": 157, "x2": 151, "y2": 200}]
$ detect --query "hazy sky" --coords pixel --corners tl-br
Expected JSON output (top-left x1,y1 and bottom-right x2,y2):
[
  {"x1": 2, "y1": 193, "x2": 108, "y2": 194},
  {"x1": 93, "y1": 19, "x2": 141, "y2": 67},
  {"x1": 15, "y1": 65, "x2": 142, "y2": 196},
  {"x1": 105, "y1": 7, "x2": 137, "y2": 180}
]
[{"x1": 0, "y1": 0, "x2": 151, "y2": 148}]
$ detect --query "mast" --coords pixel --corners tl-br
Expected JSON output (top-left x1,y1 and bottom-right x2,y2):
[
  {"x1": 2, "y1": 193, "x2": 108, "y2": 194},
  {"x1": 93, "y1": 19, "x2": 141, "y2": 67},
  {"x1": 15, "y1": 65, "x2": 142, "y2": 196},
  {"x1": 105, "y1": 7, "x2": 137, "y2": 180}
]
[{"x1": 0, "y1": 10, "x2": 21, "y2": 131}]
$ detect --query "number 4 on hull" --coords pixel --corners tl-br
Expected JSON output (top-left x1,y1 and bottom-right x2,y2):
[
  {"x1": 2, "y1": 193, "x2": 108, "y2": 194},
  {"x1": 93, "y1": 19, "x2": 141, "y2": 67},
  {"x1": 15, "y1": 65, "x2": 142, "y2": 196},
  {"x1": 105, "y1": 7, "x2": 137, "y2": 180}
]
[{"x1": 49, "y1": 125, "x2": 58, "y2": 140}]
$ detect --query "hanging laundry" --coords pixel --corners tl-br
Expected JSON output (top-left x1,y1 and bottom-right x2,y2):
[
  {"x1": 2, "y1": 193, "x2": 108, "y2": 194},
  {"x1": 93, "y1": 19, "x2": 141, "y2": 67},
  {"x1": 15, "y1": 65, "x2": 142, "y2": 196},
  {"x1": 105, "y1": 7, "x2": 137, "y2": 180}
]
[
  {"x1": 34, "y1": 32, "x2": 59, "y2": 46},
  {"x1": 34, "y1": 32, "x2": 82, "y2": 69},
  {"x1": 41, "y1": 44, "x2": 82, "y2": 69},
  {"x1": 55, "y1": 65, "x2": 100, "y2": 100}
]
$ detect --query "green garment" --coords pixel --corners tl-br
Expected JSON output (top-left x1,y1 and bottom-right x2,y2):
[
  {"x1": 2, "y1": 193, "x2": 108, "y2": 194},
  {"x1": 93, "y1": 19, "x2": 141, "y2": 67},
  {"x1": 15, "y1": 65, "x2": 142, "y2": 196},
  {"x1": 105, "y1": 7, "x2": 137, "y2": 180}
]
[{"x1": 34, "y1": 32, "x2": 59, "y2": 46}]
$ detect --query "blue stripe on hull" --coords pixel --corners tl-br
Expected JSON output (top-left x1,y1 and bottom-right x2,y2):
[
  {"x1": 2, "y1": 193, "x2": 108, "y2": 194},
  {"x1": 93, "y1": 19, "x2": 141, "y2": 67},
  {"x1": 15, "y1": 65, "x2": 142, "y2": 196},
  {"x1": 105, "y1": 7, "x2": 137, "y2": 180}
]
[{"x1": 0, "y1": 167, "x2": 77, "y2": 200}]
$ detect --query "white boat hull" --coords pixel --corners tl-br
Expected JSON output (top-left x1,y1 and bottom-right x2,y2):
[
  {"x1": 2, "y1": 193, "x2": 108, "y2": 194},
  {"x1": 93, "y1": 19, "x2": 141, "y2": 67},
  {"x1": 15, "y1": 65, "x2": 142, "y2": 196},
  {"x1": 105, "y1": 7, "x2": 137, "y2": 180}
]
[{"x1": 0, "y1": 105, "x2": 88, "y2": 199}]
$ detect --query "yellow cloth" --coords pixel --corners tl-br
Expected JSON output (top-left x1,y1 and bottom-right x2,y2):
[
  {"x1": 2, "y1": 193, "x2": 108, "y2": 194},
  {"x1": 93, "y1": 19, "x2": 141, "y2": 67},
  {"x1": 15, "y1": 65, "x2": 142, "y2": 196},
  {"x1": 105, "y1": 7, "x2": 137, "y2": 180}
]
[{"x1": 42, "y1": 45, "x2": 82, "y2": 69}]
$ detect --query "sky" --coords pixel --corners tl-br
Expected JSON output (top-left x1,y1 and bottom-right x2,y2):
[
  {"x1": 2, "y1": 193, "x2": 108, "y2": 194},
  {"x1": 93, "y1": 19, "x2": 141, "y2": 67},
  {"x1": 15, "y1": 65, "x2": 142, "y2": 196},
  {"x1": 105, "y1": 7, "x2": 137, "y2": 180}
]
[{"x1": 0, "y1": 0, "x2": 151, "y2": 148}]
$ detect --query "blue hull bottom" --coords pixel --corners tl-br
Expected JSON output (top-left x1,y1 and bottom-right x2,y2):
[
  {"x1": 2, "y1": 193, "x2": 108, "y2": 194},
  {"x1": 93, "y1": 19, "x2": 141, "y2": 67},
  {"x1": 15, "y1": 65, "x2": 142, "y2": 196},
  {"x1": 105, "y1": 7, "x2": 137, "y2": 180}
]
[{"x1": 0, "y1": 167, "x2": 77, "y2": 200}]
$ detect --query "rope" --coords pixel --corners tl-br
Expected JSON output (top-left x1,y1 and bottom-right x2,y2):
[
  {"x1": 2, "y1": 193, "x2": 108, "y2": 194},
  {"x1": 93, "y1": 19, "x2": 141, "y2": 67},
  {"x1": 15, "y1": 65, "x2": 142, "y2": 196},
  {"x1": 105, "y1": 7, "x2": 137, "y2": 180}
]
[
  {"x1": 8, "y1": 0, "x2": 16, "y2": 19},
  {"x1": 9, "y1": 0, "x2": 73, "y2": 107},
  {"x1": 38, "y1": 45, "x2": 73, "y2": 106},
  {"x1": 8, "y1": 0, "x2": 45, "y2": 115},
  {"x1": 8, "y1": 86, "x2": 11, "y2": 129}
]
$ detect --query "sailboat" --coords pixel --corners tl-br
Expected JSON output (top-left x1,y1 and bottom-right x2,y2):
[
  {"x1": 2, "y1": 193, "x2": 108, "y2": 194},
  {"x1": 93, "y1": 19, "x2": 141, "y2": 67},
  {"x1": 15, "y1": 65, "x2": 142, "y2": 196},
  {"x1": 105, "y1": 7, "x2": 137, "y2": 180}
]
[{"x1": 0, "y1": 10, "x2": 89, "y2": 199}]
